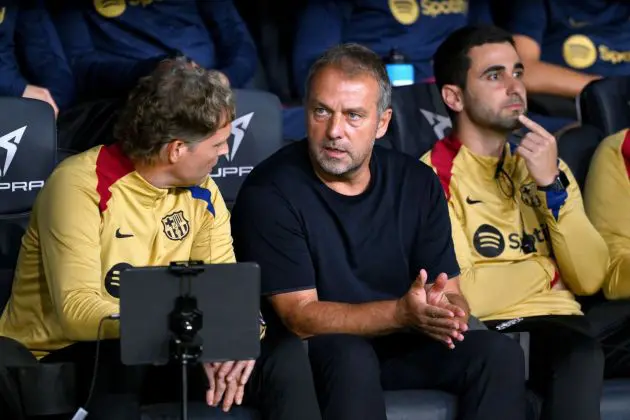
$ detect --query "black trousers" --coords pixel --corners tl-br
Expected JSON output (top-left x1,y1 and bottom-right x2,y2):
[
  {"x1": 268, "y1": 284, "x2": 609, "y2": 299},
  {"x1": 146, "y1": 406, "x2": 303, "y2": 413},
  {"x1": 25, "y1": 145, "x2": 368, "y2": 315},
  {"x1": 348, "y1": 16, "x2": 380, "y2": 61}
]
[
  {"x1": 0, "y1": 337, "x2": 38, "y2": 420},
  {"x1": 40, "y1": 332, "x2": 321, "y2": 420},
  {"x1": 582, "y1": 297, "x2": 630, "y2": 379},
  {"x1": 307, "y1": 330, "x2": 527, "y2": 420},
  {"x1": 485, "y1": 315, "x2": 604, "y2": 420}
]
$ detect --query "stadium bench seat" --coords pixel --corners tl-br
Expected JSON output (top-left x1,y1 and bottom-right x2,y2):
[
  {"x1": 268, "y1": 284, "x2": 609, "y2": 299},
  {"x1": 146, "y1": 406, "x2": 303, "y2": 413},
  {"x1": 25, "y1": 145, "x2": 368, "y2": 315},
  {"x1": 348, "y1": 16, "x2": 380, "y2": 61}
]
[
  {"x1": 0, "y1": 97, "x2": 57, "y2": 315},
  {"x1": 4, "y1": 76, "x2": 630, "y2": 417},
  {"x1": 380, "y1": 82, "x2": 452, "y2": 156},
  {"x1": 211, "y1": 89, "x2": 285, "y2": 208},
  {"x1": 556, "y1": 124, "x2": 604, "y2": 191},
  {"x1": 579, "y1": 76, "x2": 630, "y2": 139},
  {"x1": 0, "y1": 97, "x2": 80, "y2": 418}
]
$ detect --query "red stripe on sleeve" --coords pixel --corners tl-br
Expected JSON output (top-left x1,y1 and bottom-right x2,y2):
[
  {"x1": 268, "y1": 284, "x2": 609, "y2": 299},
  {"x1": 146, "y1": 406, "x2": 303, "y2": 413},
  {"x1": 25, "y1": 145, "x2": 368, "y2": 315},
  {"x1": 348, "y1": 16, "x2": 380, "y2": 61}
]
[
  {"x1": 95, "y1": 143, "x2": 135, "y2": 213},
  {"x1": 430, "y1": 135, "x2": 462, "y2": 200},
  {"x1": 621, "y1": 129, "x2": 630, "y2": 180}
]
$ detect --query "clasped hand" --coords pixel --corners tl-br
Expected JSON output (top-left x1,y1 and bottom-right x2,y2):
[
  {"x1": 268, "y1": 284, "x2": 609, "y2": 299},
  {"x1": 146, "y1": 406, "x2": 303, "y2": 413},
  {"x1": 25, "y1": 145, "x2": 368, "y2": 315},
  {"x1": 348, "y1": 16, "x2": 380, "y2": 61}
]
[
  {"x1": 396, "y1": 269, "x2": 468, "y2": 349},
  {"x1": 203, "y1": 359, "x2": 256, "y2": 412}
]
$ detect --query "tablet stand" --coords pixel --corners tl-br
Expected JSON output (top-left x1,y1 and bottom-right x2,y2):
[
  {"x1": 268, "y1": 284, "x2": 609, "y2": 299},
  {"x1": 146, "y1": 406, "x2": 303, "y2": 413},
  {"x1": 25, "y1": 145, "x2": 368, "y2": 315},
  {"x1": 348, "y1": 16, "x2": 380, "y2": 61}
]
[
  {"x1": 168, "y1": 260, "x2": 205, "y2": 420},
  {"x1": 119, "y1": 260, "x2": 261, "y2": 420}
]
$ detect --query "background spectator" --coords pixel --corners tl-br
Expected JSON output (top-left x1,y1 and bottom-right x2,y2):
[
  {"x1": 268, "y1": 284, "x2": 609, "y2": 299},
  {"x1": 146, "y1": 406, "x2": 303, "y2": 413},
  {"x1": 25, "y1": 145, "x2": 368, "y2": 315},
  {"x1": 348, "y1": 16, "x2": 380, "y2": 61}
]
[
  {"x1": 492, "y1": 0, "x2": 630, "y2": 121},
  {"x1": 293, "y1": 0, "x2": 492, "y2": 97},
  {"x1": 49, "y1": 0, "x2": 258, "y2": 103},
  {"x1": 0, "y1": 1, "x2": 75, "y2": 116}
]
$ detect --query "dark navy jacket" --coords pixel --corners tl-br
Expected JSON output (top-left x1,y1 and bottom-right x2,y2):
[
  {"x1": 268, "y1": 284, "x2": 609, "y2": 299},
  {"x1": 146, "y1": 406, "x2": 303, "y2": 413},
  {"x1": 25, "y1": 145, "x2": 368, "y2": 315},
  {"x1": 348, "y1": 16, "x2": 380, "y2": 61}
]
[
  {"x1": 0, "y1": 2, "x2": 75, "y2": 110},
  {"x1": 51, "y1": 0, "x2": 257, "y2": 100},
  {"x1": 493, "y1": 0, "x2": 630, "y2": 76},
  {"x1": 293, "y1": 0, "x2": 491, "y2": 97}
]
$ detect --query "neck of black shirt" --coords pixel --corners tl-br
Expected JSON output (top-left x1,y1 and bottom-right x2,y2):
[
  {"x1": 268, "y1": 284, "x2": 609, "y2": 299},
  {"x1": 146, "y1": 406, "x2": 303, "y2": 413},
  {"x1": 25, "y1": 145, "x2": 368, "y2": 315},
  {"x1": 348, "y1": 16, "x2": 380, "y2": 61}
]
[{"x1": 310, "y1": 157, "x2": 373, "y2": 197}]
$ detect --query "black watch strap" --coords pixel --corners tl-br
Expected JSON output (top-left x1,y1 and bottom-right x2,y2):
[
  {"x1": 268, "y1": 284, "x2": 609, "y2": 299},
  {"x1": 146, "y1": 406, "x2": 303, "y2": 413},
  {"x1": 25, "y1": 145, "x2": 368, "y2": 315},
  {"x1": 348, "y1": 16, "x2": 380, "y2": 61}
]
[{"x1": 539, "y1": 170, "x2": 570, "y2": 192}]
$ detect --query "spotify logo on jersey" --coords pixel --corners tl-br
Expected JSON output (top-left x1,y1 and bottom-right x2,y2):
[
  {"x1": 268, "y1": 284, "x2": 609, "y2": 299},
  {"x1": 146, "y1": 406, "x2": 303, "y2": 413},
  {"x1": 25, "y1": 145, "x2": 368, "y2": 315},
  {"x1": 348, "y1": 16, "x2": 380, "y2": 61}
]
[
  {"x1": 104, "y1": 262, "x2": 133, "y2": 298},
  {"x1": 473, "y1": 224, "x2": 505, "y2": 258}
]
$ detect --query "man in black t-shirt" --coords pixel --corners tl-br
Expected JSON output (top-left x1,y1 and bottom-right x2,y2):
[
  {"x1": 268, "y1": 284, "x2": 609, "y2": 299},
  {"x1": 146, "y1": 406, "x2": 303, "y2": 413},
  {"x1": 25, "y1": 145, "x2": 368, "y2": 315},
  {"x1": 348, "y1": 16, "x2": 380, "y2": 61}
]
[{"x1": 231, "y1": 43, "x2": 527, "y2": 420}]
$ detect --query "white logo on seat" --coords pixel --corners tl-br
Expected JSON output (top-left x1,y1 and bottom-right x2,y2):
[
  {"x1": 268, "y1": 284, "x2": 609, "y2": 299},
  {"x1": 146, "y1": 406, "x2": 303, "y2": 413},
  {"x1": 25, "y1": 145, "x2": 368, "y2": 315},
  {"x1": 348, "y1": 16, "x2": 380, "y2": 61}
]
[
  {"x1": 226, "y1": 112, "x2": 255, "y2": 162},
  {"x1": 419, "y1": 109, "x2": 451, "y2": 139},
  {"x1": 0, "y1": 126, "x2": 27, "y2": 177}
]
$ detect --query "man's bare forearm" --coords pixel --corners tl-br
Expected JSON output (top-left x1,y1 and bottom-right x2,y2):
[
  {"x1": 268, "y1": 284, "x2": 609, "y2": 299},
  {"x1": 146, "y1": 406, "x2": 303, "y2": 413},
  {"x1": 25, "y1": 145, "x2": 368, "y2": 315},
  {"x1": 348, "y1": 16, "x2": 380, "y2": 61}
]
[
  {"x1": 284, "y1": 300, "x2": 403, "y2": 338},
  {"x1": 524, "y1": 60, "x2": 600, "y2": 98}
]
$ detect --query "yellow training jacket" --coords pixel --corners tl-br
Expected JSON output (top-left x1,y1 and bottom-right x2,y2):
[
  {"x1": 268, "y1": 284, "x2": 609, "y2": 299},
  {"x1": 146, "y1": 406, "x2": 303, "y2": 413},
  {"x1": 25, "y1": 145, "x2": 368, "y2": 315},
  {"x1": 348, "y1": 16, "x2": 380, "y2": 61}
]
[
  {"x1": 421, "y1": 135, "x2": 609, "y2": 321},
  {"x1": 0, "y1": 143, "x2": 239, "y2": 357},
  {"x1": 584, "y1": 129, "x2": 630, "y2": 300}
]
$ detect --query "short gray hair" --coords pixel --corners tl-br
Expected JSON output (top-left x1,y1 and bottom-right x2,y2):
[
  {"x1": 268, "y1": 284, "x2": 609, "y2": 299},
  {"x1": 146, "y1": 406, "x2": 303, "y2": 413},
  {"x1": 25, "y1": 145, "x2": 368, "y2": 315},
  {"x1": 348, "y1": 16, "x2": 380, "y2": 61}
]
[
  {"x1": 115, "y1": 56, "x2": 235, "y2": 164},
  {"x1": 305, "y1": 43, "x2": 392, "y2": 115}
]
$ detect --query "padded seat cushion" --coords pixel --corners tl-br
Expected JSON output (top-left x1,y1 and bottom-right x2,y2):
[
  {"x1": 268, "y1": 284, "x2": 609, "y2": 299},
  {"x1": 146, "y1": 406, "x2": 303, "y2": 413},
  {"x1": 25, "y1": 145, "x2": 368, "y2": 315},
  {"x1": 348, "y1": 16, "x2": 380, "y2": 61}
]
[
  {"x1": 141, "y1": 389, "x2": 548, "y2": 420},
  {"x1": 0, "y1": 268, "x2": 13, "y2": 315},
  {"x1": 601, "y1": 379, "x2": 630, "y2": 420},
  {"x1": 138, "y1": 380, "x2": 630, "y2": 420},
  {"x1": 141, "y1": 402, "x2": 260, "y2": 419},
  {"x1": 384, "y1": 390, "x2": 456, "y2": 420}
]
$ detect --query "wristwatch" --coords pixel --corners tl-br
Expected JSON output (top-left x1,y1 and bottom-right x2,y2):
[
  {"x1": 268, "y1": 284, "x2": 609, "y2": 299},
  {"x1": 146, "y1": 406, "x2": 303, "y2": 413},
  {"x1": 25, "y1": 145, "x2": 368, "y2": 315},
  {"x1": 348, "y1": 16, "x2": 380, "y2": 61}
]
[{"x1": 538, "y1": 170, "x2": 570, "y2": 192}]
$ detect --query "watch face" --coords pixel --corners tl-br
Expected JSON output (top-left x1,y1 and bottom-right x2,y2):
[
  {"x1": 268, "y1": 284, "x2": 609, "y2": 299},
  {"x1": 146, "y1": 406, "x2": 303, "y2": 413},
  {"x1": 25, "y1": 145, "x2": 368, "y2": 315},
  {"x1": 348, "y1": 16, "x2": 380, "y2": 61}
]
[{"x1": 540, "y1": 171, "x2": 570, "y2": 192}]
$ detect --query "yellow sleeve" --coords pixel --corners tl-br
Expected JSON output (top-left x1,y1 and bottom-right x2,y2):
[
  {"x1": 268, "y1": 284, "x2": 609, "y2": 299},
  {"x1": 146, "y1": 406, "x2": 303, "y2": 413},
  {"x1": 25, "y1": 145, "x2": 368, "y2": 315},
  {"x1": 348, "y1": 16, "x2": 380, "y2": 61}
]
[
  {"x1": 190, "y1": 180, "x2": 236, "y2": 264},
  {"x1": 535, "y1": 160, "x2": 609, "y2": 295},
  {"x1": 584, "y1": 130, "x2": 630, "y2": 300},
  {"x1": 188, "y1": 180, "x2": 269, "y2": 338},
  {"x1": 37, "y1": 166, "x2": 119, "y2": 341},
  {"x1": 449, "y1": 203, "x2": 556, "y2": 319}
]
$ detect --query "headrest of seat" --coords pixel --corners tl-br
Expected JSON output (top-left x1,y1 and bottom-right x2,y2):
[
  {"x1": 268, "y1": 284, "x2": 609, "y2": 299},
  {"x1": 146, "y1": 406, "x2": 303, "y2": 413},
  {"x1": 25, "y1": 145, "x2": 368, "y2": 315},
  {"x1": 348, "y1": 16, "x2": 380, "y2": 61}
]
[
  {"x1": 211, "y1": 89, "x2": 283, "y2": 204},
  {"x1": 557, "y1": 124, "x2": 603, "y2": 191},
  {"x1": 0, "y1": 98, "x2": 56, "y2": 216},
  {"x1": 381, "y1": 83, "x2": 452, "y2": 158},
  {"x1": 579, "y1": 76, "x2": 630, "y2": 137}
]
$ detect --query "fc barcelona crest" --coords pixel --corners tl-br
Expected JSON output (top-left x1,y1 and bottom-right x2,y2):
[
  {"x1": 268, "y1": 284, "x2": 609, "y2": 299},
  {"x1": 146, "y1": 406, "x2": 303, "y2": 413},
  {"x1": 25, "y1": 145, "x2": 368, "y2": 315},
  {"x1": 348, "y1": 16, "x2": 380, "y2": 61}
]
[
  {"x1": 520, "y1": 182, "x2": 541, "y2": 208},
  {"x1": 162, "y1": 210, "x2": 190, "y2": 241}
]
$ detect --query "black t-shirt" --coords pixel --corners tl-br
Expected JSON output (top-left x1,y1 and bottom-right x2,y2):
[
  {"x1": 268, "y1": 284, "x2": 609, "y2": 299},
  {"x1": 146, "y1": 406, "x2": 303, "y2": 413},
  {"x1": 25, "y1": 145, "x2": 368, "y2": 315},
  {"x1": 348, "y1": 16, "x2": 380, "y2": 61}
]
[{"x1": 231, "y1": 140, "x2": 459, "y2": 306}]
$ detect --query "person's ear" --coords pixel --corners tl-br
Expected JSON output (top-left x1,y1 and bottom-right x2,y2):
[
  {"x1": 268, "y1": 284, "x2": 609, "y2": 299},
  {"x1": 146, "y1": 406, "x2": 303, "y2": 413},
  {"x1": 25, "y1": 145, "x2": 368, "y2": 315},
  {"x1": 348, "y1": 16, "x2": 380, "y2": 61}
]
[
  {"x1": 165, "y1": 140, "x2": 188, "y2": 164},
  {"x1": 375, "y1": 108, "x2": 393, "y2": 139},
  {"x1": 442, "y1": 85, "x2": 464, "y2": 114}
]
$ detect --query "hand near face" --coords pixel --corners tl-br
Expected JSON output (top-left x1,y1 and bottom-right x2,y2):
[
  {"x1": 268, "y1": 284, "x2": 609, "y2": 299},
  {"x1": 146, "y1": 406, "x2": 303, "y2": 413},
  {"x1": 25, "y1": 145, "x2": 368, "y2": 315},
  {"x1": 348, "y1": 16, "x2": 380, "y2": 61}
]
[{"x1": 515, "y1": 114, "x2": 559, "y2": 187}]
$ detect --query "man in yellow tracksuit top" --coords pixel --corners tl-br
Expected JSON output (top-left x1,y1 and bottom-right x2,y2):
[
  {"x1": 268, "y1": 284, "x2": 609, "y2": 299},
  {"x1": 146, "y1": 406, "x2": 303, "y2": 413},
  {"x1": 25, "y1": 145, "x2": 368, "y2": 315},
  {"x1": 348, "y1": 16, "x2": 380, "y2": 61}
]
[
  {"x1": 0, "y1": 58, "x2": 321, "y2": 420},
  {"x1": 585, "y1": 129, "x2": 630, "y2": 301},
  {"x1": 422, "y1": 25, "x2": 609, "y2": 420},
  {"x1": 583, "y1": 128, "x2": 630, "y2": 379},
  {"x1": 0, "y1": 142, "x2": 237, "y2": 355}
]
